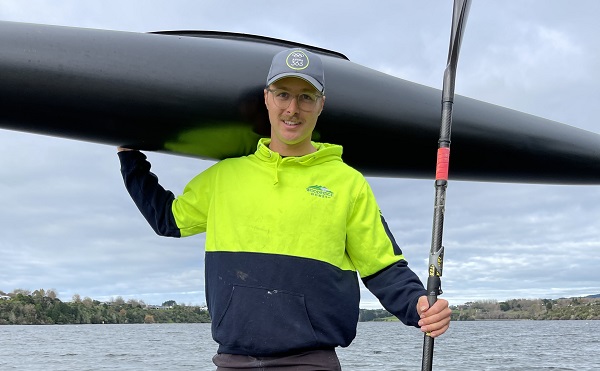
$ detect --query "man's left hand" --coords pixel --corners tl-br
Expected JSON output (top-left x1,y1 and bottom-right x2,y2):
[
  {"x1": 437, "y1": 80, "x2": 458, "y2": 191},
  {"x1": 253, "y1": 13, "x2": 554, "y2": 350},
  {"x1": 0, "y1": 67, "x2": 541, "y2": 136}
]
[{"x1": 416, "y1": 296, "x2": 451, "y2": 337}]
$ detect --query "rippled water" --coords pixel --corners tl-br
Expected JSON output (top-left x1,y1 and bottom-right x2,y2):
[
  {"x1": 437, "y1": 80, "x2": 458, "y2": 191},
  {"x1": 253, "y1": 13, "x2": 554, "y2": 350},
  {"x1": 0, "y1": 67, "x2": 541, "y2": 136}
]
[
  {"x1": 1, "y1": 320, "x2": 598, "y2": 370},
  {"x1": 339, "y1": 320, "x2": 600, "y2": 370}
]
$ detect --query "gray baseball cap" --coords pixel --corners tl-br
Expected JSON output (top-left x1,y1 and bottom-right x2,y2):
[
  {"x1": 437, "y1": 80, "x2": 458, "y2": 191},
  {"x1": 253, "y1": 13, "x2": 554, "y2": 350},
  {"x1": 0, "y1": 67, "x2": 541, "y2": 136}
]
[{"x1": 266, "y1": 48, "x2": 325, "y2": 93}]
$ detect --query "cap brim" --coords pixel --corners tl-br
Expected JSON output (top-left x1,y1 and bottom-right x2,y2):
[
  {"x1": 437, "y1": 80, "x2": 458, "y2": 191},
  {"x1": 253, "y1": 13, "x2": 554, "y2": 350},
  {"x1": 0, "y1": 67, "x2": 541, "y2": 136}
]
[{"x1": 267, "y1": 73, "x2": 324, "y2": 93}]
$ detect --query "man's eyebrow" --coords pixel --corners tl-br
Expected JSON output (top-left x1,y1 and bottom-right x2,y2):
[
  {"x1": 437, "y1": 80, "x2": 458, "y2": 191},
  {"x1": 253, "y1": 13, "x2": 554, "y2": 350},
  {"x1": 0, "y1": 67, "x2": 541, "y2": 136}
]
[{"x1": 272, "y1": 85, "x2": 319, "y2": 94}]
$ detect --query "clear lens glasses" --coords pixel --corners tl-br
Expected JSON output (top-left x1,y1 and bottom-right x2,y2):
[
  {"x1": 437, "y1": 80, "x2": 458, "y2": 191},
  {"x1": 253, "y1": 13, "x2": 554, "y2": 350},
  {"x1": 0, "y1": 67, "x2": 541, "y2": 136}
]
[{"x1": 267, "y1": 88, "x2": 323, "y2": 111}]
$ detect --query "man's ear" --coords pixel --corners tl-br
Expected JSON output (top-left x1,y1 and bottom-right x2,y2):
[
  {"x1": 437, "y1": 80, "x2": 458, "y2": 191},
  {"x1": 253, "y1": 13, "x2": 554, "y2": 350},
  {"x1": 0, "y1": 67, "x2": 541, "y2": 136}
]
[
  {"x1": 264, "y1": 89, "x2": 269, "y2": 107},
  {"x1": 318, "y1": 95, "x2": 326, "y2": 116}
]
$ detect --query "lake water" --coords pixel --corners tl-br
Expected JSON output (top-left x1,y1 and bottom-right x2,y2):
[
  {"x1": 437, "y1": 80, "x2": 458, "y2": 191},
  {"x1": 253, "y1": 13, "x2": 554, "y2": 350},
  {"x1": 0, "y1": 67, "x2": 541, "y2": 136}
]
[{"x1": 1, "y1": 321, "x2": 598, "y2": 370}]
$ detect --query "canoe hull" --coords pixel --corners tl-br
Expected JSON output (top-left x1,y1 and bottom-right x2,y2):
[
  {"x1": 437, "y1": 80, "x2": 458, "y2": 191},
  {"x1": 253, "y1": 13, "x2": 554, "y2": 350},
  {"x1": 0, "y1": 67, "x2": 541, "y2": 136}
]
[{"x1": 1, "y1": 21, "x2": 599, "y2": 184}]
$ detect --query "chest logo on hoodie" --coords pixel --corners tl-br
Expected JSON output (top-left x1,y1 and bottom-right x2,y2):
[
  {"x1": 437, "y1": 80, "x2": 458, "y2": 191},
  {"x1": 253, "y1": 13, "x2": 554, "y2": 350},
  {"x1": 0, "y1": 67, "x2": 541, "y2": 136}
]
[{"x1": 306, "y1": 185, "x2": 333, "y2": 199}]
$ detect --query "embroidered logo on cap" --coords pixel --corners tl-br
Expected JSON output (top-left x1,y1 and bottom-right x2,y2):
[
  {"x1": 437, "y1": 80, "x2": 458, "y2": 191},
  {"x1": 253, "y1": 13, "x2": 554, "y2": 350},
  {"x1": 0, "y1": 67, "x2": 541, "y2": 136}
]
[{"x1": 286, "y1": 51, "x2": 310, "y2": 71}]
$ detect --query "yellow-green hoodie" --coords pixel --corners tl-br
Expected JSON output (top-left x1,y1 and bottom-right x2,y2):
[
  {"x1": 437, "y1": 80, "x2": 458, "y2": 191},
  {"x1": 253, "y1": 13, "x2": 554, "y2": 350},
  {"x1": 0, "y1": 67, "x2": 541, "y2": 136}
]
[{"x1": 119, "y1": 138, "x2": 426, "y2": 356}]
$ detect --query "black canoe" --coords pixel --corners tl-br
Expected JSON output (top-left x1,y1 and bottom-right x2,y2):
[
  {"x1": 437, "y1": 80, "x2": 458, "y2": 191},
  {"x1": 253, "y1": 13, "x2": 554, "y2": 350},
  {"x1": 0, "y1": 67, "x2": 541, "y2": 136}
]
[{"x1": 1, "y1": 20, "x2": 599, "y2": 184}]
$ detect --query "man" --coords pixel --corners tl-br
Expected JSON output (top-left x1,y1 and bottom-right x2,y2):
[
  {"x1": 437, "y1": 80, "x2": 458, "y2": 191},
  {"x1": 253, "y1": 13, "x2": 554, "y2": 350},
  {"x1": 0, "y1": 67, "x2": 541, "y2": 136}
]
[{"x1": 118, "y1": 48, "x2": 451, "y2": 370}]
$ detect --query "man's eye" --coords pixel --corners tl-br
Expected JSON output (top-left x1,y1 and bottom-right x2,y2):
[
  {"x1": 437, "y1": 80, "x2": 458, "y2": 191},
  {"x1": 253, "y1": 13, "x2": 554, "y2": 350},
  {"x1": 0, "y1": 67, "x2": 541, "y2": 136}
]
[
  {"x1": 277, "y1": 91, "x2": 290, "y2": 99},
  {"x1": 300, "y1": 94, "x2": 316, "y2": 102}
]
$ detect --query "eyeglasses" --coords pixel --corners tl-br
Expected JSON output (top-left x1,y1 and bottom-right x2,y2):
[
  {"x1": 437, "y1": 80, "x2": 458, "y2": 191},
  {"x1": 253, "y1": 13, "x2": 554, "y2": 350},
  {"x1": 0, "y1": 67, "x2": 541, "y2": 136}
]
[{"x1": 266, "y1": 88, "x2": 323, "y2": 112}]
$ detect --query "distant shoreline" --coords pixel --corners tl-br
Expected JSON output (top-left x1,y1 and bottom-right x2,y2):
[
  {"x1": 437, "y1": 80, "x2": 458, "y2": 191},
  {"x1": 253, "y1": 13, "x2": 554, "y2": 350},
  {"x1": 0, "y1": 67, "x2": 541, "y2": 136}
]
[{"x1": 2, "y1": 290, "x2": 599, "y2": 324}]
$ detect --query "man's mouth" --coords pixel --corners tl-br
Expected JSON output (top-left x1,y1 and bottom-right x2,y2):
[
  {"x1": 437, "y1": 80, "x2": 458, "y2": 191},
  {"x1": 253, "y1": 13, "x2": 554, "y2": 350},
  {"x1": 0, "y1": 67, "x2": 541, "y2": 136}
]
[{"x1": 283, "y1": 120, "x2": 300, "y2": 126}]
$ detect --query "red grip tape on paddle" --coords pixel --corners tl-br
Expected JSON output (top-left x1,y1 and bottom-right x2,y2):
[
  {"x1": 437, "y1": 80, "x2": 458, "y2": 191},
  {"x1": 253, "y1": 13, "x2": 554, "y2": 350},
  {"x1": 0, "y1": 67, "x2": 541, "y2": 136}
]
[{"x1": 436, "y1": 147, "x2": 450, "y2": 180}]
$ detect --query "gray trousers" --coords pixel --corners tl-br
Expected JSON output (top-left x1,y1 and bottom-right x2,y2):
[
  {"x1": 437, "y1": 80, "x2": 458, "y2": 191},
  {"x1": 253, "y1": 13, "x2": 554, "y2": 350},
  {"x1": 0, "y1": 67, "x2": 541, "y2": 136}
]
[{"x1": 213, "y1": 349, "x2": 342, "y2": 371}]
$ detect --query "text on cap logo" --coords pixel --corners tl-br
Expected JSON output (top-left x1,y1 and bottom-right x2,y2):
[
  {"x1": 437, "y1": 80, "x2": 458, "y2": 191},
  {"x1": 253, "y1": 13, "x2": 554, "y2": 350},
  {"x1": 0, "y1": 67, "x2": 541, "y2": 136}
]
[{"x1": 286, "y1": 51, "x2": 309, "y2": 70}]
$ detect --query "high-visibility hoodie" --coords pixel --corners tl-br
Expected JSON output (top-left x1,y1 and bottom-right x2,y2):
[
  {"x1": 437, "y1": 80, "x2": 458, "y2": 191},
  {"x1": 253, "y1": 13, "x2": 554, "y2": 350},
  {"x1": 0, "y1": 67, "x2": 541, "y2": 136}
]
[{"x1": 118, "y1": 138, "x2": 426, "y2": 356}]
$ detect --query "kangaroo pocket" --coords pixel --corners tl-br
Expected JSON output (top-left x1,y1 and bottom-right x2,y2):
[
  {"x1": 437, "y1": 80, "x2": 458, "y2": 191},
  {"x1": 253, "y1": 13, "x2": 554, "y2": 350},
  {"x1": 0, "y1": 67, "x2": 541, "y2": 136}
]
[{"x1": 214, "y1": 284, "x2": 319, "y2": 355}]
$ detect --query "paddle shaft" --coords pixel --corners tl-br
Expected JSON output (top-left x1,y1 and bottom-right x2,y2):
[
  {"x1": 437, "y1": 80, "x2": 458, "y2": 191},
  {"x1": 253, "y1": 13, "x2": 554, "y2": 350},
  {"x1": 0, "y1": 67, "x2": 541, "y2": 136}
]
[{"x1": 421, "y1": 1, "x2": 471, "y2": 370}]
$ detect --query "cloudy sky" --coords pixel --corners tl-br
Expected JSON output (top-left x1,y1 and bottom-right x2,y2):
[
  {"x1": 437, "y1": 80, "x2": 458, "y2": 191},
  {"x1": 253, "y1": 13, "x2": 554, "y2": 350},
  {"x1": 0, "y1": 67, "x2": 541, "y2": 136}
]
[{"x1": 1, "y1": 1, "x2": 599, "y2": 308}]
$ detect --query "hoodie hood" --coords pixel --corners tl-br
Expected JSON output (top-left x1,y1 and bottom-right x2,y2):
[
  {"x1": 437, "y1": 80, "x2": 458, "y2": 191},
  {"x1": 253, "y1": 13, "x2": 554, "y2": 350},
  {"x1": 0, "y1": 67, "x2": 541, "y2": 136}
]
[{"x1": 255, "y1": 138, "x2": 344, "y2": 167}]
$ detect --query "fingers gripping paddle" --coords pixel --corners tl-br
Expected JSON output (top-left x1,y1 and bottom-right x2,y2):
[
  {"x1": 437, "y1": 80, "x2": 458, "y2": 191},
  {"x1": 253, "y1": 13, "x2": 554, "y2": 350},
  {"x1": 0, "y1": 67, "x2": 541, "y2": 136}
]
[{"x1": 421, "y1": 1, "x2": 471, "y2": 370}]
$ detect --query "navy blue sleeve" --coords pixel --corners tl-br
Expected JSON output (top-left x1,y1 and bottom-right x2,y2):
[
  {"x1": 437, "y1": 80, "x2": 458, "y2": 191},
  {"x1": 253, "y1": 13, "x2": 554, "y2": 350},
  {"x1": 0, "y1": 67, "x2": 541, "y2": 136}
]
[
  {"x1": 362, "y1": 260, "x2": 427, "y2": 327},
  {"x1": 118, "y1": 150, "x2": 181, "y2": 237}
]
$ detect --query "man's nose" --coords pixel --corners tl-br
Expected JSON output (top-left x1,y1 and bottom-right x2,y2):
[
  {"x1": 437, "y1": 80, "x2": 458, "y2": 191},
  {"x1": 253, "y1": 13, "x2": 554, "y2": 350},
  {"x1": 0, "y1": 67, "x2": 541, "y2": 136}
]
[{"x1": 286, "y1": 95, "x2": 300, "y2": 113}]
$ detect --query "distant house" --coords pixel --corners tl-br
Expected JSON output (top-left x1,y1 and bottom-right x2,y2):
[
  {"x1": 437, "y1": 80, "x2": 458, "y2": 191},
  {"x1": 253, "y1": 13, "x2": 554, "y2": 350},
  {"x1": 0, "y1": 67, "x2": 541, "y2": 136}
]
[{"x1": 0, "y1": 295, "x2": 11, "y2": 300}]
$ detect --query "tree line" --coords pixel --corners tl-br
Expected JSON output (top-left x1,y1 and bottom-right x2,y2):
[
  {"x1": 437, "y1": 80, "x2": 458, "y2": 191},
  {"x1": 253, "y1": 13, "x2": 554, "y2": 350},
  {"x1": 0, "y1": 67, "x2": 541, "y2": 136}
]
[
  {"x1": 0, "y1": 288, "x2": 391, "y2": 325},
  {"x1": 356, "y1": 296, "x2": 600, "y2": 322},
  {"x1": 2, "y1": 289, "x2": 599, "y2": 325},
  {"x1": 0, "y1": 289, "x2": 210, "y2": 325},
  {"x1": 451, "y1": 296, "x2": 600, "y2": 320}
]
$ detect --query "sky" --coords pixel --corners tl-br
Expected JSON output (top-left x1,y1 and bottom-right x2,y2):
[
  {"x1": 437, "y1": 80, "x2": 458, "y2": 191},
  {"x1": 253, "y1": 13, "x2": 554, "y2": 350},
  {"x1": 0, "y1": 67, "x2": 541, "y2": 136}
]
[{"x1": 1, "y1": 0, "x2": 599, "y2": 309}]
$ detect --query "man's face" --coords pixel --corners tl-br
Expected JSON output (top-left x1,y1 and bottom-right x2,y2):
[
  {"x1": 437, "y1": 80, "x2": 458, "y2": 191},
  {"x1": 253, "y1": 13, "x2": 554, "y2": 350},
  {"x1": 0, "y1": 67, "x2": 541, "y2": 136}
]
[{"x1": 264, "y1": 77, "x2": 325, "y2": 155}]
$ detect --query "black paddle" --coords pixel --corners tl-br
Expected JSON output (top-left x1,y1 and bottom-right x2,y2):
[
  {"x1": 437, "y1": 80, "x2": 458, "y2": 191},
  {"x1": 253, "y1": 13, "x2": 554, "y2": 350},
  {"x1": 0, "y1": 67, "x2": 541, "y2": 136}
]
[{"x1": 421, "y1": 1, "x2": 471, "y2": 370}]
